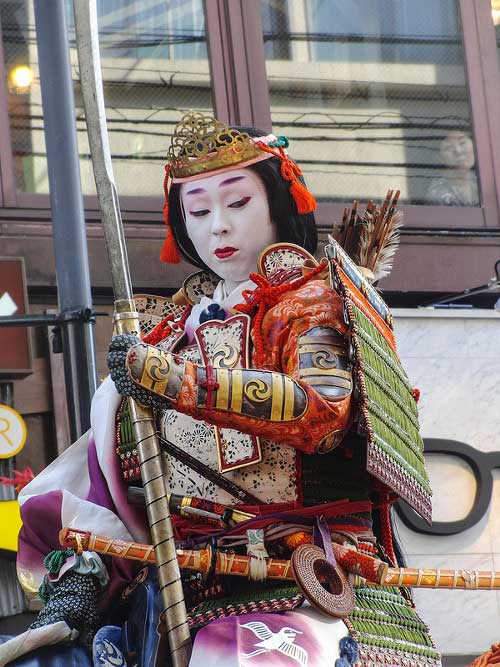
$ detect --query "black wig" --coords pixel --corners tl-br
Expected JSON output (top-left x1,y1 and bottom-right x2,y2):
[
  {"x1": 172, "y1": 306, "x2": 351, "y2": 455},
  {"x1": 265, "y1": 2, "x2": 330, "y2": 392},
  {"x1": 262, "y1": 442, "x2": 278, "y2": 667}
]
[{"x1": 167, "y1": 126, "x2": 318, "y2": 273}]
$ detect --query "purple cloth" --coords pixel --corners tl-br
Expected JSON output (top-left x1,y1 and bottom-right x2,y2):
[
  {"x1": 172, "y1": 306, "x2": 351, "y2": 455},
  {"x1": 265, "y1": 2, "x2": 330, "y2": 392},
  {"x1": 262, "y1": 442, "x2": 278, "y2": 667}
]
[
  {"x1": 86, "y1": 439, "x2": 116, "y2": 510},
  {"x1": 190, "y1": 610, "x2": 346, "y2": 667},
  {"x1": 17, "y1": 435, "x2": 141, "y2": 610},
  {"x1": 18, "y1": 491, "x2": 65, "y2": 585}
]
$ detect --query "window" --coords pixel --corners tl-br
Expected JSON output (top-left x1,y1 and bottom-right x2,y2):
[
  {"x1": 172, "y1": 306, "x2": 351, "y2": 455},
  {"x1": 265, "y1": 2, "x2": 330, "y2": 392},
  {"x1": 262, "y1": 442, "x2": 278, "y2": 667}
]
[
  {"x1": 69, "y1": 0, "x2": 208, "y2": 61},
  {"x1": 261, "y1": 0, "x2": 290, "y2": 61},
  {"x1": 260, "y1": 0, "x2": 481, "y2": 207},
  {"x1": 0, "y1": 0, "x2": 213, "y2": 196}
]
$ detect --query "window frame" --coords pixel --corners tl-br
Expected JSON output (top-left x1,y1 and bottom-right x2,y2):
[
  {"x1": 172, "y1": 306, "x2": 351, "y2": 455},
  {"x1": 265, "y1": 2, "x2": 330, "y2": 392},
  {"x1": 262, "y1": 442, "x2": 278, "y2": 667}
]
[
  {"x1": 204, "y1": 0, "x2": 271, "y2": 130},
  {"x1": 458, "y1": 0, "x2": 500, "y2": 229},
  {"x1": 0, "y1": 0, "x2": 498, "y2": 272},
  {"x1": 0, "y1": 11, "x2": 16, "y2": 208}
]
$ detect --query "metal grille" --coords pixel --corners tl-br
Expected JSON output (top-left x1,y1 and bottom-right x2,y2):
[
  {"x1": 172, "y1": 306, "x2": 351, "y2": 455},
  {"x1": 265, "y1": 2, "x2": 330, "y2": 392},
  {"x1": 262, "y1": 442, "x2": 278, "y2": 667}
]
[
  {"x1": 0, "y1": 459, "x2": 15, "y2": 501},
  {"x1": 0, "y1": 559, "x2": 27, "y2": 618},
  {"x1": 1, "y1": 0, "x2": 213, "y2": 196},
  {"x1": 261, "y1": 0, "x2": 481, "y2": 207}
]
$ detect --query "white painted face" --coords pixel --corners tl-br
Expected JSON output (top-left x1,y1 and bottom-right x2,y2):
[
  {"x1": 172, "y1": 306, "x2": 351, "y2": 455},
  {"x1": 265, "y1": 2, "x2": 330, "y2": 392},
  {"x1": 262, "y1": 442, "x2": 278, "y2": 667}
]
[{"x1": 181, "y1": 168, "x2": 277, "y2": 290}]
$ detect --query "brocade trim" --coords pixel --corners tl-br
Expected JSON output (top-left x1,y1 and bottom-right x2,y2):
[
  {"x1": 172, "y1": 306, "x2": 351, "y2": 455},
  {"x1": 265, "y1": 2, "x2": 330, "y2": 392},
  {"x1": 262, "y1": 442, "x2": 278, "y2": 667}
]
[
  {"x1": 258, "y1": 243, "x2": 316, "y2": 279},
  {"x1": 188, "y1": 590, "x2": 304, "y2": 628},
  {"x1": 134, "y1": 294, "x2": 185, "y2": 337},
  {"x1": 182, "y1": 271, "x2": 221, "y2": 305},
  {"x1": 356, "y1": 644, "x2": 441, "y2": 667}
]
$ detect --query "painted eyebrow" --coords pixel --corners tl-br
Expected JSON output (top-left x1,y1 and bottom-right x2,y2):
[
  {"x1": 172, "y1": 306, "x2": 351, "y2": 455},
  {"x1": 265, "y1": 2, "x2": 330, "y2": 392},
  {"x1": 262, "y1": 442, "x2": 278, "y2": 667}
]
[
  {"x1": 219, "y1": 176, "x2": 245, "y2": 188},
  {"x1": 185, "y1": 175, "x2": 245, "y2": 195}
]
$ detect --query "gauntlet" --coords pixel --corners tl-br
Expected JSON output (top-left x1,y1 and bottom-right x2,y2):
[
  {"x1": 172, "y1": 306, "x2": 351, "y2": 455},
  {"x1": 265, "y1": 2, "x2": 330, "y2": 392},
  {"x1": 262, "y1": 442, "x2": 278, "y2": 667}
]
[
  {"x1": 30, "y1": 570, "x2": 101, "y2": 651},
  {"x1": 107, "y1": 334, "x2": 171, "y2": 409}
]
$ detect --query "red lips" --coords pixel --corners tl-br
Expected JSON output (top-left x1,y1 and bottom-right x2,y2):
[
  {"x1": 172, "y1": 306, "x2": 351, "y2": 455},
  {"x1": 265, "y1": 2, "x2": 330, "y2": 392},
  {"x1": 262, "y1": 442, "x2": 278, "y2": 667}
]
[{"x1": 214, "y1": 246, "x2": 238, "y2": 259}]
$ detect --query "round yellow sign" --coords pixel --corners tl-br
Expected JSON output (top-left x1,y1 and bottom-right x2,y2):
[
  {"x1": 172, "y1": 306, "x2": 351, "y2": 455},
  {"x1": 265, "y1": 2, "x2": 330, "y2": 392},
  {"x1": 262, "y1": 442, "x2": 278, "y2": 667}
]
[{"x1": 0, "y1": 404, "x2": 26, "y2": 458}]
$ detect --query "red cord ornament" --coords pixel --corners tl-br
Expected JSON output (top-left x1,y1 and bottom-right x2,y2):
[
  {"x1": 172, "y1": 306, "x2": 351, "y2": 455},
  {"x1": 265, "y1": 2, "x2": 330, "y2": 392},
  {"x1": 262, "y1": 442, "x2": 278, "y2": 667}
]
[
  {"x1": 256, "y1": 142, "x2": 317, "y2": 214},
  {"x1": 160, "y1": 164, "x2": 180, "y2": 264},
  {"x1": 0, "y1": 467, "x2": 35, "y2": 494},
  {"x1": 235, "y1": 260, "x2": 327, "y2": 365}
]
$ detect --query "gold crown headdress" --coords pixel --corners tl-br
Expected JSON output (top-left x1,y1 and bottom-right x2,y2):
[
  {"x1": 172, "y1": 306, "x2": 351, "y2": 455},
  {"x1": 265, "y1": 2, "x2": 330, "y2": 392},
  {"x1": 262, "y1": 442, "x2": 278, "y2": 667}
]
[
  {"x1": 161, "y1": 111, "x2": 317, "y2": 264},
  {"x1": 167, "y1": 112, "x2": 266, "y2": 180}
]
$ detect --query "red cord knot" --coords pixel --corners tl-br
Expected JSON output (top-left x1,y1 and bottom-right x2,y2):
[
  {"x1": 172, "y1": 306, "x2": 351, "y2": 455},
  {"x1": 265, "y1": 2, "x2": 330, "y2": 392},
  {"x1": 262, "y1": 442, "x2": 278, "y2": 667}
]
[
  {"x1": 235, "y1": 259, "x2": 328, "y2": 365},
  {"x1": 200, "y1": 365, "x2": 219, "y2": 409},
  {"x1": 412, "y1": 387, "x2": 421, "y2": 404},
  {"x1": 200, "y1": 378, "x2": 219, "y2": 391}
]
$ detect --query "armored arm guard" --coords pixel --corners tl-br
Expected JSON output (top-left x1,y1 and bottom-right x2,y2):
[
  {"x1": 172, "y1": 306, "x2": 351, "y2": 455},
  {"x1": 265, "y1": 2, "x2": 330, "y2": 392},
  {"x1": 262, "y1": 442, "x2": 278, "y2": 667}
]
[
  {"x1": 127, "y1": 343, "x2": 308, "y2": 419},
  {"x1": 125, "y1": 281, "x2": 354, "y2": 454}
]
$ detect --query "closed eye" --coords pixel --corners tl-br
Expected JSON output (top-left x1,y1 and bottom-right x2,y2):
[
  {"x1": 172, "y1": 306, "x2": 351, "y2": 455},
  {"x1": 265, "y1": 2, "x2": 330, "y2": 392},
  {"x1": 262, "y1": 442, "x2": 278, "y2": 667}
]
[
  {"x1": 190, "y1": 208, "x2": 210, "y2": 218},
  {"x1": 228, "y1": 196, "x2": 251, "y2": 209}
]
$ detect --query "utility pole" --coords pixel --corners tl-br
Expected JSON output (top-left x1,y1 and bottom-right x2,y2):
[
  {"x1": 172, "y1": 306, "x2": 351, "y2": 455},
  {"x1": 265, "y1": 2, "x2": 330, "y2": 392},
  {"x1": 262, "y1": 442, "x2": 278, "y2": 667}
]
[{"x1": 34, "y1": 1, "x2": 98, "y2": 440}]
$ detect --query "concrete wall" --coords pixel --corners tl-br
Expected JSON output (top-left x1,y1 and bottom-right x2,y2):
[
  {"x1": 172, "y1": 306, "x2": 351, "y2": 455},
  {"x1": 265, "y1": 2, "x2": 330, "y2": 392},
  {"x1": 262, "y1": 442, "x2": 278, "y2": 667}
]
[{"x1": 393, "y1": 308, "x2": 500, "y2": 656}]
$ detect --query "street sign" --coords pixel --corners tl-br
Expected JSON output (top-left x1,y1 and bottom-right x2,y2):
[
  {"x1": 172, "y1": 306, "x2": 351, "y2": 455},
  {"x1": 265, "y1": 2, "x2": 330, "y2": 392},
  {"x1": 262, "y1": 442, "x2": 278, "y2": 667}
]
[
  {"x1": 0, "y1": 292, "x2": 18, "y2": 316},
  {"x1": 0, "y1": 257, "x2": 33, "y2": 378},
  {"x1": 0, "y1": 404, "x2": 26, "y2": 458}
]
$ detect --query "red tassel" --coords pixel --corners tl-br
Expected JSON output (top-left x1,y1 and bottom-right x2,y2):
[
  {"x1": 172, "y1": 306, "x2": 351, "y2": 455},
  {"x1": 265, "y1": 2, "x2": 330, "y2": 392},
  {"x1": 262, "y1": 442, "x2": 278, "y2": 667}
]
[
  {"x1": 160, "y1": 223, "x2": 180, "y2": 264},
  {"x1": 289, "y1": 178, "x2": 317, "y2": 214},
  {"x1": 160, "y1": 164, "x2": 180, "y2": 264},
  {"x1": 256, "y1": 142, "x2": 316, "y2": 215}
]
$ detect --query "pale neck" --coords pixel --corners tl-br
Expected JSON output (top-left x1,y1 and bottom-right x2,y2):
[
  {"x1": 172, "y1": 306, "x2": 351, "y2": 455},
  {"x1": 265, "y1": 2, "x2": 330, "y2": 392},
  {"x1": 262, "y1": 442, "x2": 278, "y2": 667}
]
[{"x1": 220, "y1": 279, "x2": 246, "y2": 299}]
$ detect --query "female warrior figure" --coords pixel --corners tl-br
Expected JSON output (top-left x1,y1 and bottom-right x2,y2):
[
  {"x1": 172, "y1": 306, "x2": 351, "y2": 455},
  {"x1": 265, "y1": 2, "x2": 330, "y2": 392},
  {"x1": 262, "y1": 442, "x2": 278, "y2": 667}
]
[{"x1": 4, "y1": 112, "x2": 438, "y2": 667}]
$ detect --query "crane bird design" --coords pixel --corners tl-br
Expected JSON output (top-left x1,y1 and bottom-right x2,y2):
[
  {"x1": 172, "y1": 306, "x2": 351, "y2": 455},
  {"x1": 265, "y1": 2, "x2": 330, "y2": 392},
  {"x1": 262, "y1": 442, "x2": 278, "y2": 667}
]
[{"x1": 241, "y1": 621, "x2": 308, "y2": 667}]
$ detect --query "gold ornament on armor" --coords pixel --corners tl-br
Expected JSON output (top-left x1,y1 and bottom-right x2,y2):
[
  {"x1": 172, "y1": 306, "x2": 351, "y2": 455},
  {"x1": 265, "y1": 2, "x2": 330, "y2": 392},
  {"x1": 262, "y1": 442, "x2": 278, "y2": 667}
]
[
  {"x1": 311, "y1": 350, "x2": 339, "y2": 369},
  {"x1": 141, "y1": 347, "x2": 171, "y2": 393},
  {"x1": 212, "y1": 343, "x2": 239, "y2": 369},
  {"x1": 244, "y1": 378, "x2": 272, "y2": 403}
]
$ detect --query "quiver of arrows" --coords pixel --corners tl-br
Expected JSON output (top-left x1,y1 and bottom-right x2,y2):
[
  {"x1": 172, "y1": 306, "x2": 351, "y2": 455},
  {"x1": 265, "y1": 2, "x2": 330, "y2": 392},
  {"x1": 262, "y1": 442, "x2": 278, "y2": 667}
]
[{"x1": 331, "y1": 190, "x2": 402, "y2": 282}]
